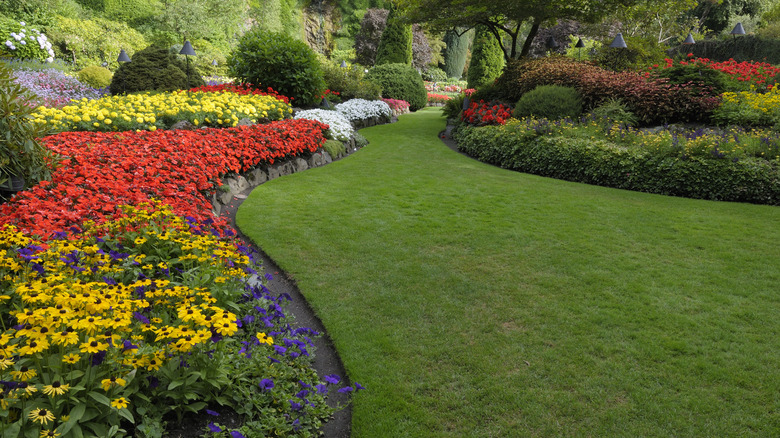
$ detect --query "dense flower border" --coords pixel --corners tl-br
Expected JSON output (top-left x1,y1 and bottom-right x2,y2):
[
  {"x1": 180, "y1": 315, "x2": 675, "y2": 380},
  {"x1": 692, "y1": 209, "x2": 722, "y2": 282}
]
[
  {"x1": 461, "y1": 100, "x2": 513, "y2": 126},
  {"x1": 188, "y1": 83, "x2": 292, "y2": 104},
  {"x1": 0, "y1": 119, "x2": 328, "y2": 238},
  {"x1": 334, "y1": 98, "x2": 392, "y2": 121},
  {"x1": 294, "y1": 109, "x2": 353, "y2": 142}
]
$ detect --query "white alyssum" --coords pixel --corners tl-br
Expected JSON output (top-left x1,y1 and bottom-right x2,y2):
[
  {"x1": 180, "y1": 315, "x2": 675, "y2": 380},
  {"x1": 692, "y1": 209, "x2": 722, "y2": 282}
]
[
  {"x1": 335, "y1": 98, "x2": 392, "y2": 122},
  {"x1": 294, "y1": 109, "x2": 354, "y2": 142}
]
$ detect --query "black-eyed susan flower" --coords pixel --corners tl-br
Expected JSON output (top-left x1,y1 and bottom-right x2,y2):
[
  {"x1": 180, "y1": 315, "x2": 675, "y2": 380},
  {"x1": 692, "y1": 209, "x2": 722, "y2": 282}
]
[
  {"x1": 10, "y1": 365, "x2": 37, "y2": 381},
  {"x1": 110, "y1": 397, "x2": 129, "y2": 409},
  {"x1": 28, "y1": 407, "x2": 55, "y2": 425},
  {"x1": 39, "y1": 428, "x2": 61, "y2": 437},
  {"x1": 79, "y1": 337, "x2": 108, "y2": 354},
  {"x1": 100, "y1": 376, "x2": 126, "y2": 392},
  {"x1": 0, "y1": 355, "x2": 14, "y2": 370},
  {"x1": 42, "y1": 381, "x2": 70, "y2": 397}
]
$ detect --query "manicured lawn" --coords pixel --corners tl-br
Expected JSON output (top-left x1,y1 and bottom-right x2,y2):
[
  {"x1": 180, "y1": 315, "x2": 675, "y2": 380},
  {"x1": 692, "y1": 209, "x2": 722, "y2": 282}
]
[{"x1": 236, "y1": 108, "x2": 780, "y2": 437}]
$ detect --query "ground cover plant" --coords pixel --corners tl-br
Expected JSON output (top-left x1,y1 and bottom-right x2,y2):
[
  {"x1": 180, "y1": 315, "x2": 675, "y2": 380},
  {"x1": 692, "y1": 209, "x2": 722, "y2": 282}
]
[
  {"x1": 294, "y1": 109, "x2": 354, "y2": 142},
  {"x1": 334, "y1": 99, "x2": 392, "y2": 123},
  {"x1": 236, "y1": 108, "x2": 780, "y2": 437},
  {"x1": 10, "y1": 67, "x2": 103, "y2": 109},
  {"x1": 31, "y1": 89, "x2": 293, "y2": 133}
]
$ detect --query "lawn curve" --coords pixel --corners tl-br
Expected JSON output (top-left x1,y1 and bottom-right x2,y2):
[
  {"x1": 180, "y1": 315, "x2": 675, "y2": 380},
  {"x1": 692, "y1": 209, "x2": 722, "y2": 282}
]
[{"x1": 236, "y1": 107, "x2": 780, "y2": 437}]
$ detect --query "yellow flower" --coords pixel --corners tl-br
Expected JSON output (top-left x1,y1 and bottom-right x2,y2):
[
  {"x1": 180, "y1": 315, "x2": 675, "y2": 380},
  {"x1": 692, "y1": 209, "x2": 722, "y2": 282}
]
[
  {"x1": 100, "y1": 376, "x2": 127, "y2": 392},
  {"x1": 10, "y1": 365, "x2": 37, "y2": 381},
  {"x1": 256, "y1": 332, "x2": 273, "y2": 345},
  {"x1": 79, "y1": 337, "x2": 108, "y2": 354},
  {"x1": 28, "y1": 407, "x2": 56, "y2": 425},
  {"x1": 42, "y1": 381, "x2": 70, "y2": 397},
  {"x1": 111, "y1": 397, "x2": 129, "y2": 409},
  {"x1": 39, "y1": 429, "x2": 61, "y2": 438}
]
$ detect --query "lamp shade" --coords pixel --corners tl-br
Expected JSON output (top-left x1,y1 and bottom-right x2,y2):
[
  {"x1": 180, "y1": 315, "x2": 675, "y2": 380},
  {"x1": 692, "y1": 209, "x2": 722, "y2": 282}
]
[
  {"x1": 609, "y1": 33, "x2": 627, "y2": 48},
  {"x1": 545, "y1": 35, "x2": 559, "y2": 49},
  {"x1": 211, "y1": 59, "x2": 218, "y2": 66},
  {"x1": 340, "y1": 60, "x2": 347, "y2": 68},
  {"x1": 575, "y1": 38, "x2": 586, "y2": 48},
  {"x1": 117, "y1": 49, "x2": 131, "y2": 63},
  {"x1": 179, "y1": 40, "x2": 196, "y2": 56},
  {"x1": 683, "y1": 33, "x2": 696, "y2": 45},
  {"x1": 731, "y1": 22, "x2": 746, "y2": 35}
]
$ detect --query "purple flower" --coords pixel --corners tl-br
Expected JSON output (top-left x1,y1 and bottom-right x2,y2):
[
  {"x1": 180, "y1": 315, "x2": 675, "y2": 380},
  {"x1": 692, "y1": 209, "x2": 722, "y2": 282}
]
[
  {"x1": 295, "y1": 389, "x2": 309, "y2": 399},
  {"x1": 289, "y1": 400, "x2": 303, "y2": 411},
  {"x1": 132, "y1": 312, "x2": 149, "y2": 324},
  {"x1": 259, "y1": 378, "x2": 274, "y2": 391},
  {"x1": 338, "y1": 386, "x2": 354, "y2": 394},
  {"x1": 205, "y1": 409, "x2": 219, "y2": 416},
  {"x1": 230, "y1": 432, "x2": 245, "y2": 438},
  {"x1": 267, "y1": 356, "x2": 280, "y2": 364},
  {"x1": 324, "y1": 374, "x2": 340, "y2": 385},
  {"x1": 355, "y1": 382, "x2": 366, "y2": 391},
  {"x1": 207, "y1": 422, "x2": 221, "y2": 432},
  {"x1": 273, "y1": 345, "x2": 287, "y2": 355},
  {"x1": 315, "y1": 384, "x2": 328, "y2": 394}
]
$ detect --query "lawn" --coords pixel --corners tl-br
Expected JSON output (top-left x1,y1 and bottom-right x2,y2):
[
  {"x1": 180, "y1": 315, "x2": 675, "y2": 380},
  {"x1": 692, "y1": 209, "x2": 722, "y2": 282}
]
[{"x1": 236, "y1": 107, "x2": 780, "y2": 437}]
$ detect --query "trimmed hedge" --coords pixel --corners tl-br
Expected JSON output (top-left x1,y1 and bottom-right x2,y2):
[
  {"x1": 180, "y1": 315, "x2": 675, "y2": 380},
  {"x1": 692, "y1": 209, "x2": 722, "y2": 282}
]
[
  {"x1": 454, "y1": 123, "x2": 780, "y2": 205},
  {"x1": 365, "y1": 63, "x2": 427, "y2": 111}
]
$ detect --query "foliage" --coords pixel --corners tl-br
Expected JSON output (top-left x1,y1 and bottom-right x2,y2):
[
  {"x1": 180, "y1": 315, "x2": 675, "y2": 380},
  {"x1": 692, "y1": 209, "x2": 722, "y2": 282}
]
[
  {"x1": 322, "y1": 139, "x2": 346, "y2": 158},
  {"x1": 12, "y1": 67, "x2": 103, "y2": 108},
  {"x1": 32, "y1": 89, "x2": 292, "y2": 132},
  {"x1": 77, "y1": 65, "x2": 112, "y2": 88},
  {"x1": 467, "y1": 25, "x2": 505, "y2": 89},
  {"x1": 441, "y1": 28, "x2": 471, "y2": 79},
  {"x1": 513, "y1": 85, "x2": 583, "y2": 120},
  {"x1": 592, "y1": 34, "x2": 667, "y2": 71},
  {"x1": 588, "y1": 98, "x2": 638, "y2": 127},
  {"x1": 603, "y1": 0, "x2": 698, "y2": 44},
  {"x1": 353, "y1": 8, "x2": 388, "y2": 66},
  {"x1": 250, "y1": 0, "x2": 304, "y2": 37},
  {"x1": 155, "y1": 0, "x2": 248, "y2": 43},
  {"x1": 441, "y1": 93, "x2": 465, "y2": 119},
  {"x1": 461, "y1": 100, "x2": 512, "y2": 126},
  {"x1": 229, "y1": 28, "x2": 326, "y2": 107},
  {"x1": 411, "y1": 24, "x2": 432, "y2": 69},
  {"x1": 294, "y1": 109, "x2": 354, "y2": 141},
  {"x1": 109, "y1": 44, "x2": 205, "y2": 95},
  {"x1": 374, "y1": 8, "x2": 413, "y2": 65},
  {"x1": 321, "y1": 60, "x2": 382, "y2": 100},
  {"x1": 0, "y1": 20, "x2": 55, "y2": 62},
  {"x1": 454, "y1": 119, "x2": 780, "y2": 204},
  {"x1": 692, "y1": 0, "x2": 764, "y2": 34},
  {"x1": 713, "y1": 85, "x2": 780, "y2": 126},
  {"x1": 365, "y1": 63, "x2": 427, "y2": 111},
  {"x1": 668, "y1": 35, "x2": 780, "y2": 64},
  {"x1": 0, "y1": 118, "x2": 328, "y2": 236},
  {"x1": 48, "y1": 15, "x2": 147, "y2": 69},
  {"x1": 102, "y1": 0, "x2": 160, "y2": 27},
  {"x1": 0, "y1": 63, "x2": 55, "y2": 194},
  {"x1": 421, "y1": 66, "x2": 447, "y2": 82}
]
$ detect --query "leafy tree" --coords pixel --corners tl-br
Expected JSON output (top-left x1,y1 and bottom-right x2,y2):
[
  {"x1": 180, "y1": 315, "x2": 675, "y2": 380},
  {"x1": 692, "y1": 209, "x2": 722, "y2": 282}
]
[
  {"x1": 354, "y1": 8, "x2": 389, "y2": 65},
  {"x1": 375, "y1": 7, "x2": 413, "y2": 65},
  {"x1": 467, "y1": 25, "x2": 504, "y2": 89},
  {"x1": 157, "y1": 0, "x2": 248, "y2": 42},
  {"x1": 48, "y1": 15, "x2": 148, "y2": 68},
  {"x1": 397, "y1": 0, "x2": 639, "y2": 60},
  {"x1": 693, "y1": 0, "x2": 764, "y2": 34},
  {"x1": 441, "y1": 28, "x2": 471, "y2": 79},
  {"x1": 412, "y1": 24, "x2": 432, "y2": 69},
  {"x1": 599, "y1": 0, "x2": 698, "y2": 44}
]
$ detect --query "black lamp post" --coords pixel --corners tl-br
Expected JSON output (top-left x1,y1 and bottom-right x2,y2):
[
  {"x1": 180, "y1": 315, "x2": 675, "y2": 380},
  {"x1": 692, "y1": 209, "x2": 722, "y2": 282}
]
[
  {"x1": 117, "y1": 49, "x2": 131, "y2": 63},
  {"x1": 545, "y1": 35, "x2": 559, "y2": 55},
  {"x1": 180, "y1": 40, "x2": 196, "y2": 89},
  {"x1": 683, "y1": 33, "x2": 696, "y2": 45},
  {"x1": 340, "y1": 60, "x2": 347, "y2": 68},
  {"x1": 575, "y1": 37, "x2": 585, "y2": 60},
  {"x1": 609, "y1": 33, "x2": 627, "y2": 49},
  {"x1": 730, "y1": 22, "x2": 745, "y2": 58}
]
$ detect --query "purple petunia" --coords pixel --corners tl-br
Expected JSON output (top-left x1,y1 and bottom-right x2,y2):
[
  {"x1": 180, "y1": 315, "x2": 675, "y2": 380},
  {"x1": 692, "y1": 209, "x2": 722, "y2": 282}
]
[
  {"x1": 259, "y1": 378, "x2": 274, "y2": 391},
  {"x1": 324, "y1": 374, "x2": 340, "y2": 385},
  {"x1": 230, "y1": 432, "x2": 246, "y2": 438},
  {"x1": 289, "y1": 400, "x2": 303, "y2": 411},
  {"x1": 207, "y1": 422, "x2": 221, "y2": 432},
  {"x1": 338, "y1": 386, "x2": 354, "y2": 394},
  {"x1": 355, "y1": 382, "x2": 366, "y2": 391},
  {"x1": 205, "y1": 409, "x2": 219, "y2": 416}
]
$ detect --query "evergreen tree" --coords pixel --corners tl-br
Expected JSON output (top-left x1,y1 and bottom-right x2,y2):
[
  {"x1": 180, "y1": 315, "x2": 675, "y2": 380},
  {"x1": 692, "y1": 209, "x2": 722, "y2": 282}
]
[
  {"x1": 441, "y1": 28, "x2": 471, "y2": 79},
  {"x1": 467, "y1": 25, "x2": 505, "y2": 89},
  {"x1": 374, "y1": 7, "x2": 413, "y2": 65}
]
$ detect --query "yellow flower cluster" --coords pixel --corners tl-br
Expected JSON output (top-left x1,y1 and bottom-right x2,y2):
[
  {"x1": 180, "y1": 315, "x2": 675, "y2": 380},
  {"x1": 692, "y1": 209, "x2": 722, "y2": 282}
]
[
  {"x1": 31, "y1": 90, "x2": 293, "y2": 133},
  {"x1": 718, "y1": 86, "x2": 780, "y2": 126}
]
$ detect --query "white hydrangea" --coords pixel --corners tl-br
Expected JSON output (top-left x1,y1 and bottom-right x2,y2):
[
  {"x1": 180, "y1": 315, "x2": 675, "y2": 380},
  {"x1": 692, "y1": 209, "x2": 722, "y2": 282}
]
[
  {"x1": 335, "y1": 98, "x2": 392, "y2": 122},
  {"x1": 294, "y1": 109, "x2": 354, "y2": 142}
]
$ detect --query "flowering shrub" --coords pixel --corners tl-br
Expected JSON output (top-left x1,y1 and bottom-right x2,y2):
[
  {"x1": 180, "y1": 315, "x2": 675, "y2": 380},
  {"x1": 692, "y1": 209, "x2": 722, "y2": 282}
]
[
  {"x1": 423, "y1": 81, "x2": 466, "y2": 93},
  {"x1": 189, "y1": 83, "x2": 292, "y2": 104},
  {"x1": 650, "y1": 56, "x2": 780, "y2": 91},
  {"x1": 12, "y1": 68, "x2": 103, "y2": 108},
  {"x1": 0, "y1": 201, "x2": 359, "y2": 437},
  {"x1": 0, "y1": 119, "x2": 328, "y2": 237},
  {"x1": 713, "y1": 86, "x2": 780, "y2": 126},
  {"x1": 461, "y1": 100, "x2": 512, "y2": 126},
  {"x1": 0, "y1": 22, "x2": 55, "y2": 62},
  {"x1": 381, "y1": 98, "x2": 410, "y2": 116},
  {"x1": 427, "y1": 93, "x2": 451, "y2": 104},
  {"x1": 32, "y1": 90, "x2": 293, "y2": 132},
  {"x1": 294, "y1": 109, "x2": 354, "y2": 142},
  {"x1": 335, "y1": 98, "x2": 392, "y2": 122},
  {"x1": 464, "y1": 88, "x2": 476, "y2": 97}
]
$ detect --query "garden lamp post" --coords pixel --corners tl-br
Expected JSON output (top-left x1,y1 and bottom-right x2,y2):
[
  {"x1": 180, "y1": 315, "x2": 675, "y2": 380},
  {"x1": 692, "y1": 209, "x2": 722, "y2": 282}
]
[
  {"x1": 340, "y1": 60, "x2": 347, "y2": 68},
  {"x1": 609, "y1": 33, "x2": 627, "y2": 49},
  {"x1": 683, "y1": 33, "x2": 696, "y2": 45},
  {"x1": 117, "y1": 49, "x2": 131, "y2": 63},
  {"x1": 180, "y1": 40, "x2": 196, "y2": 89},
  {"x1": 575, "y1": 37, "x2": 585, "y2": 60},
  {"x1": 545, "y1": 35, "x2": 559, "y2": 55},
  {"x1": 731, "y1": 22, "x2": 745, "y2": 59}
]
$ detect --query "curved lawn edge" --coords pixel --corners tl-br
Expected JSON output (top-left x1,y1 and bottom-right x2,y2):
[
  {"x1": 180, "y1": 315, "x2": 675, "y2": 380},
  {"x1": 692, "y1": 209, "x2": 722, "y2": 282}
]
[{"x1": 235, "y1": 108, "x2": 780, "y2": 437}]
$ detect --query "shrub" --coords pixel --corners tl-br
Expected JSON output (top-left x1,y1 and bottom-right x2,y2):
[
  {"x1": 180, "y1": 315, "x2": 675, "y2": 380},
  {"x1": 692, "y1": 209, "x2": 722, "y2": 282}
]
[
  {"x1": 466, "y1": 25, "x2": 505, "y2": 89},
  {"x1": 365, "y1": 63, "x2": 427, "y2": 111},
  {"x1": 109, "y1": 44, "x2": 205, "y2": 95},
  {"x1": 0, "y1": 20, "x2": 55, "y2": 62},
  {"x1": 228, "y1": 28, "x2": 325, "y2": 106},
  {"x1": 493, "y1": 56, "x2": 597, "y2": 103},
  {"x1": 589, "y1": 98, "x2": 638, "y2": 127},
  {"x1": 461, "y1": 100, "x2": 512, "y2": 126},
  {"x1": 48, "y1": 15, "x2": 147, "y2": 69},
  {"x1": 649, "y1": 59, "x2": 731, "y2": 95},
  {"x1": 592, "y1": 35, "x2": 666, "y2": 72},
  {"x1": 454, "y1": 122, "x2": 780, "y2": 205},
  {"x1": 77, "y1": 65, "x2": 112, "y2": 88},
  {"x1": 321, "y1": 60, "x2": 382, "y2": 100},
  {"x1": 442, "y1": 28, "x2": 471, "y2": 79},
  {"x1": 294, "y1": 109, "x2": 354, "y2": 141},
  {"x1": 441, "y1": 94, "x2": 465, "y2": 119},
  {"x1": 322, "y1": 139, "x2": 346, "y2": 157},
  {"x1": 335, "y1": 98, "x2": 392, "y2": 122},
  {"x1": 421, "y1": 66, "x2": 447, "y2": 82},
  {"x1": 0, "y1": 62, "x2": 55, "y2": 196},
  {"x1": 513, "y1": 85, "x2": 582, "y2": 120},
  {"x1": 713, "y1": 86, "x2": 780, "y2": 127},
  {"x1": 374, "y1": 8, "x2": 413, "y2": 65},
  {"x1": 354, "y1": 8, "x2": 389, "y2": 66}
]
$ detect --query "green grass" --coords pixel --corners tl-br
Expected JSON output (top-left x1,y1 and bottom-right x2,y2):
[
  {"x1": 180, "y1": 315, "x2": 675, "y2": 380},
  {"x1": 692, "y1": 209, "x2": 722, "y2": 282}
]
[{"x1": 236, "y1": 108, "x2": 780, "y2": 437}]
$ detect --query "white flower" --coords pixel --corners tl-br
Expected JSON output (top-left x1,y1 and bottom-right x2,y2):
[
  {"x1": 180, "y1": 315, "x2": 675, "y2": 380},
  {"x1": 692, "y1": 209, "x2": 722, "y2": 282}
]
[
  {"x1": 47, "y1": 48, "x2": 54, "y2": 56},
  {"x1": 19, "y1": 21, "x2": 25, "y2": 26},
  {"x1": 46, "y1": 56, "x2": 53, "y2": 63},
  {"x1": 294, "y1": 109, "x2": 354, "y2": 142},
  {"x1": 8, "y1": 44, "x2": 15, "y2": 50},
  {"x1": 335, "y1": 99, "x2": 392, "y2": 122},
  {"x1": 4, "y1": 40, "x2": 11, "y2": 47},
  {"x1": 19, "y1": 40, "x2": 25, "y2": 45},
  {"x1": 13, "y1": 34, "x2": 21, "y2": 41}
]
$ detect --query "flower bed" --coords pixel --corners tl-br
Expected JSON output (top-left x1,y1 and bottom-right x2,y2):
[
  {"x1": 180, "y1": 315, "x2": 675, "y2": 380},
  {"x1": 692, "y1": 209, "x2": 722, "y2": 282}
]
[
  {"x1": 0, "y1": 201, "x2": 359, "y2": 437},
  {"x1": 461, "y1": 100, "x2": 512, "y2": 126},
  {"x1": 454, "y1": 117, "x2": 780, "y2": 205},
  {"x1": 0, "y1": 119, "x2": 328, "y2": 238},
  {"x1": 381, "y1": 98, "x2": 410, "y2": 117},
  {"x1": 12, "y1": 68, "x2": 103, "y2": 108},
  {"x1": 427, "y1": 93, "x2": 451, "y2": 105},
  {"x1": 188, "y1": 83, "x2": 292, "y2": 104},
  {"x1": 334, "y1": 99, "x2": 392, "y2": 122},
  {"x1": 294, "y1": 109, "x2": 353, "y2": 142},
  {"x1": 650, "y1": 56, "x2": 780, "y2": 91},
  {"x1": 32, "y1": 90, "x2": 292, "y2": 133}
]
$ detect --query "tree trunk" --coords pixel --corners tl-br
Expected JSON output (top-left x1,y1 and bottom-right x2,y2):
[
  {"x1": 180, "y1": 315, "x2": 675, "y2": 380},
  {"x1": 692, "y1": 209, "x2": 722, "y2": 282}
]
[{"x1": 519, "y1": 21, "x2": 541, "y2": 58}]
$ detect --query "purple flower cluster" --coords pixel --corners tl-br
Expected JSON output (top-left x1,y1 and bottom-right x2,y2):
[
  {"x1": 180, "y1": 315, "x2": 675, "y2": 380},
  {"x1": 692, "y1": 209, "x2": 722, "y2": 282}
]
[{"x1": 12, "y1": 68, "x2": 104, "y2": 108}]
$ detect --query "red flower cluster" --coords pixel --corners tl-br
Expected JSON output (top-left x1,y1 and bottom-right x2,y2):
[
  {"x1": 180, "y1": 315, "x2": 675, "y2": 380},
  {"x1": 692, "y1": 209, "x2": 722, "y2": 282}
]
[
  {"x1": 651, "y1": 57, "x2": 780, "y2": 88},
  {"x1": 427, "y1": 93, "x2": 452, "y2": 104},
  {"x1": 188, "y1": 83, "x2": 292, "y2": 103},
  {"x1": 461, "y1": 100, "x2": 512, "y2": 126},
  {"x1": 0, "y1": 119, "x2": 328, "y2": 237}
]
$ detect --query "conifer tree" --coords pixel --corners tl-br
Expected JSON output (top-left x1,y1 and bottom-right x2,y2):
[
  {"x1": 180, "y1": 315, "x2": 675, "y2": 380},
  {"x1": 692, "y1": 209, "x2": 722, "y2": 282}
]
[
  {"x1": 441, "y1": 28, "x2": 471, "y2": 79},
  {"x1": 374, "y1": 7, "x2": 413, "y2": 65},
  {"x1": 467, "y1": 25, "x2": 505, "y2": 89}
]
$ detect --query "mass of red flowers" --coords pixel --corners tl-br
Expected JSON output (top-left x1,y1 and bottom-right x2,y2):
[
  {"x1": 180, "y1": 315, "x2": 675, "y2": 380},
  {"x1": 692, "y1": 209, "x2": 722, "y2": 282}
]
[
  {"x1": 649, "y1": 55, "x2": 780, "y2": 89},
  {"x1": 0, "y1": 119, "x2": 328, "y2": 237},
  {"x1": 188, "y1": 83, "x2": 292, "y2": 103},
  {"x1": 461, "y1": 100, "x2": 512, "y2": 126},
  {"x1": 427, "y1": 93, "x2": 452, "y2": 104}
]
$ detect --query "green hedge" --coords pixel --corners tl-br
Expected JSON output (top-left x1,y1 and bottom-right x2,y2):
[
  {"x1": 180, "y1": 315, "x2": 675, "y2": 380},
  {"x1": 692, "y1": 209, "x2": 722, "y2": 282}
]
[
  {"x1": 454, "y1": 124, "x2": 780, "y2": 205},
  {"x1": 669, "y1": 36, "x2": 780, "y2": 64}
]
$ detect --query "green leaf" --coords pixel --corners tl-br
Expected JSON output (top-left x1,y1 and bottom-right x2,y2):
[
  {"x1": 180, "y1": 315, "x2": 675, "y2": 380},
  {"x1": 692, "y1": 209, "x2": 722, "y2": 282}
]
[
  {"x1": 88, "y1": 391, "x2": 111, "y2": 406},
  {"x1": 167, "y1": 379, "x2": 184, "y2": 390},
  {"x1": 184, "y1": 401, "x2": 207, "y2": 412},
  {"x1": 117, "y1": 408, "x2": 135, "y2": 424}
]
